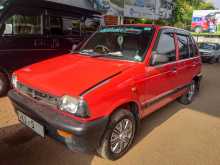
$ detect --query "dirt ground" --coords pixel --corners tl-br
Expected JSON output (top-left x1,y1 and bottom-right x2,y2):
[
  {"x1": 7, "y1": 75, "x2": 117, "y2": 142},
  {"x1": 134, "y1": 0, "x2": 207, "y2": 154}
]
[{"x1": 0, "y1": 64, "x2": 220, "y2": 165}]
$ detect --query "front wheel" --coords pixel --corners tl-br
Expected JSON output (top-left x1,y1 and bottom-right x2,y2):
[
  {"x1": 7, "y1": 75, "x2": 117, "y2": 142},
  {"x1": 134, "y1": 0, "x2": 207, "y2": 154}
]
[
  {"x1": 195, "y1": 26, "x2": 203, "y2": 33},
  {"x1": 0, "y1": 71, "x2": 9, "y2": 97},
  {"x1": 178, "y1": 80, "x2": 197, "y2": 105},
  {"x1": 97, "y1": 109, "x2": 136, "y2": 160},
  {"x1": 209, "y1": 57, "x2": 216, "y2": 64}
]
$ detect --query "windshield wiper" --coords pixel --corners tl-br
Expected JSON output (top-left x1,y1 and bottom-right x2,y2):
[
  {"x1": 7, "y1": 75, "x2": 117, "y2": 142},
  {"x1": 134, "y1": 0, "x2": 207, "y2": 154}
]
[{"x1": 90, "y1": 54, "x2": 108, "y2": 58}]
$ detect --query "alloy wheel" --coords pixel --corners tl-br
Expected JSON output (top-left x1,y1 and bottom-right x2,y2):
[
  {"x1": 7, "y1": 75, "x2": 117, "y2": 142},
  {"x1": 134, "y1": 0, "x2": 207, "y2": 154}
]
[
  {"x1": 110, "y1": 119, "x2": 133, "y2": 154},
  {"x1": 0, "y1": 78, "x2": 4, "y2": 92},
  {"x1": 187, "y1": 82, "x2": 196, "y2": 101}
]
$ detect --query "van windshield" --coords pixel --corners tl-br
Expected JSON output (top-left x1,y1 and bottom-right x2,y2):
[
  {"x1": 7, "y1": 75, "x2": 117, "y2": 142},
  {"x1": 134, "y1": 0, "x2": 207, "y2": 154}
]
[
  {"x1": 199, "y1": 43, "x2": 216, "y2": 50},
  {"x1": 79, "y1": 26, "x2": 155, "y2": 62},
  {"x1": 0, "y1": 0, "x2": 8, "y2": 11}
]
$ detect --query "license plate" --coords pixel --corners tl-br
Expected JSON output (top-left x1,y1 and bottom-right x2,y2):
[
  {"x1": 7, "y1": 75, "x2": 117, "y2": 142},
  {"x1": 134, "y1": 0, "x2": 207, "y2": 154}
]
[{"x1": 17, "y1": 111, "x2": 45, "y2": 137}]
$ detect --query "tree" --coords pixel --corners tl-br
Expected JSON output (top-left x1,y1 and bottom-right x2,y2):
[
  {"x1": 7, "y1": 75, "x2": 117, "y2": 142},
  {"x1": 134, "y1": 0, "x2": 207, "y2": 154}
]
[{"x1": 170, "y1": 0, "x2": 215, "y2": 29}]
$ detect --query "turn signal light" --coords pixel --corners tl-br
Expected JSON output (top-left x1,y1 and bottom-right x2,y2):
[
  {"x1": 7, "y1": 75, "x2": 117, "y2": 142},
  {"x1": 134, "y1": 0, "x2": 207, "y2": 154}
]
[{"x1": 57, "y1": 130, "x2": 72, "y2": 138}]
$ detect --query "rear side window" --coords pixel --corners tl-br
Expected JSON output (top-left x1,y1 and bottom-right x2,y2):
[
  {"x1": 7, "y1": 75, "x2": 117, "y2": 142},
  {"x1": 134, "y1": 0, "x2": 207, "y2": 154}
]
[
  {"x1": 189, "y1": 36, "x2": 198, "y2": 57},
  {"x1": 177, "y1": 34, "x2": 189, "y2": 59},
  {"x1": 151, "y1": 32, "x2": 176, "y2": 65}
]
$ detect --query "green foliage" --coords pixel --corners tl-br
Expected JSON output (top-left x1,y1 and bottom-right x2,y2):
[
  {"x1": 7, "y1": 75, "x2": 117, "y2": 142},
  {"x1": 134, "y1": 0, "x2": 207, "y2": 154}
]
[{"x1": 170, "y1": 0, "x2": 215, "y2": 29}]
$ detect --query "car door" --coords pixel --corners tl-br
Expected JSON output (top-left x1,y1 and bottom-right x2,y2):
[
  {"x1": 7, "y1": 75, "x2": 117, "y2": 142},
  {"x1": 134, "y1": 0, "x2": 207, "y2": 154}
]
[
  {"x1": 176, "y1": 32, "x2": 200, "y2": 86},
  {"x1": 141, "y1": 29, "x2": 178, "y2": 116},
  {"x1": 176, "y1": 33, "x2": 193, "y2": 86}
]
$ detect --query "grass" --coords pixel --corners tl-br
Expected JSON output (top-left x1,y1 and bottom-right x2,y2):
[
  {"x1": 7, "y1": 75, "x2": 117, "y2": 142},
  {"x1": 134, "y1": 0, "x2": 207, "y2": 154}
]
[{"x1": 191, "y1": 32, "x2": 220, "y2": 36}]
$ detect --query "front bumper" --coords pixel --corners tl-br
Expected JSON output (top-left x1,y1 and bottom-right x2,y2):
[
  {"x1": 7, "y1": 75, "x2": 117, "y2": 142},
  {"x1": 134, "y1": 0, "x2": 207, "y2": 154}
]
[
  {"x1": 201, "y1": 55, "x2": 214, "y2": 62},
  {"x1": 8, "y1": 90, "x2": 109, "y2": 153}
]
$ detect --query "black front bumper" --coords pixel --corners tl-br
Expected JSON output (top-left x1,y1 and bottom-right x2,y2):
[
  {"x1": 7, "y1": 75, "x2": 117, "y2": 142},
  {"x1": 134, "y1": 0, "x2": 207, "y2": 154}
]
[
  {"x1": 8, "y1": 90, "x2": 109, "y2": 153},
  {"x1": 201, "y1": 56, "x2": 213, "y2": 62}
]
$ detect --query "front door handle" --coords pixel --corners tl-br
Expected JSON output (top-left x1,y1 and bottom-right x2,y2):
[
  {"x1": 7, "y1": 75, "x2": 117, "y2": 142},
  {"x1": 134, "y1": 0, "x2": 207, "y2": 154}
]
[{"x1": 172, "y1": 67, "x2": 177, "y2": 73}]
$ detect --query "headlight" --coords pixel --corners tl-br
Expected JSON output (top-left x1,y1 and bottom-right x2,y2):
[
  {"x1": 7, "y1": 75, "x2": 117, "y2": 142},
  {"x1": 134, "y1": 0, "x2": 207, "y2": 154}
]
[
  {"x1": 58, "y1": 95, "x2": 90, "y2": 118},
  {"x1": 11, "y1": 74, "x2": 18, "y2": 88}
]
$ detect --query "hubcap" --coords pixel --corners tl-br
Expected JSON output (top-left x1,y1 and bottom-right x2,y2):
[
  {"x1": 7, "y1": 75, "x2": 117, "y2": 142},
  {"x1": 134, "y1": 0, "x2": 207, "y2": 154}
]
[
  {"x1": 110, "y1": 119, "x2": 133, "y2": 154},
  {"x1": 188, "y1": 82, "x2": 196, "y2": 101},
  {"x1": 0, "y1": 78, "x2": 4, "y2": 92}
]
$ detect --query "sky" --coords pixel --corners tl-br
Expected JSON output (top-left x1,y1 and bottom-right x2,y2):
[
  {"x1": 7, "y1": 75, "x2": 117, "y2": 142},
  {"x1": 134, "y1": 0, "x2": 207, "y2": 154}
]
[{"x1": 208, "y1": 0, "x2": 220, "y2": 9}]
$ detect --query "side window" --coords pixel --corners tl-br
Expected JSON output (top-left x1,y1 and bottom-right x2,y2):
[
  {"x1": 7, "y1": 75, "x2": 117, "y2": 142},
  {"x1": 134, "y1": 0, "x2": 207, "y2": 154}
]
[
  {"x1": 151, "y1": 32, "x2": 176, "y2": 65},
  {"x1": 45, "y1": 16, "x2": 62, "y2": 35},
  {"x1": 4, "y1": 15, "x2": 42, "y2": 35},
  {"x1": 189, "y1": 37, "x2": 196, "y2": 57},
  {"x1": 177, "y1": 34, "x2": 189, "y2": 60},
  {"x1": 45, "y1": 16, "x2": 82, "y2": 36},
  {"x1": 62, "y1": 18, "x2": 81, "y2": 36}
]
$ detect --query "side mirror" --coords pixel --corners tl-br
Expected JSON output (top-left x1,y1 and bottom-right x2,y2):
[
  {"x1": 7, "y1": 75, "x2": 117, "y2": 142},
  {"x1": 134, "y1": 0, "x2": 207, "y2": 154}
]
[{"x1": 151, "y1": 52, "x2": 169, "y2": 66}]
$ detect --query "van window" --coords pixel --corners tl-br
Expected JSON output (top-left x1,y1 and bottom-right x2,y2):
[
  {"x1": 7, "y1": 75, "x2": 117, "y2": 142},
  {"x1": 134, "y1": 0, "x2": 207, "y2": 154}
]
[
  {"x1": 3, "y1": 15, "x2": 42, "y2": 35},
  {"x1": 45, "y1": 16, "x2": 81, "y2": 36},
  {"x1": 151, "y1": 32, "x2": 176, "y2": 65},
  {"x1": 177, "y1": 34, "x2": 189, "y2": 60},
  {"x1": 62, "y1": 18, "x2": 80, "y2": 36},
  {"x1": 45, "y1": 16, "x2": 62, "y2": 35}
]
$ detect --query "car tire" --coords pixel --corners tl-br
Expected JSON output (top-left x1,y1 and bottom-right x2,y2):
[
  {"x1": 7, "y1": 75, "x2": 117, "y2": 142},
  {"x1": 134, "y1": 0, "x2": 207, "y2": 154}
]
[
  {"x1": 178, "y1": 80, "x2": 197, "y2": 105},
  {"x1": 0, "y1": 71, "x2": 9, "y2": 97},
  {"x1": 209, "y1": 57, "x2": 216, "y2": 64},
  {"x1": 97, "y1": 109, "x2": 136, "y2": 160},
  {"x1": 195, "y1": 26, "x2": 202, "y2": 33}
]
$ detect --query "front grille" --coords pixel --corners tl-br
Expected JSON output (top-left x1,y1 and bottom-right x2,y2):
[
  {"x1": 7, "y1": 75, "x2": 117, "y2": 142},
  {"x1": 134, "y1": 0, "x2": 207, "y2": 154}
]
[
  {"x1": 17, "y1": 82, "x2": 58, "y2": 105},
  {"x1": 200, "y1": 52, "x2": 209, "y2": 56}
]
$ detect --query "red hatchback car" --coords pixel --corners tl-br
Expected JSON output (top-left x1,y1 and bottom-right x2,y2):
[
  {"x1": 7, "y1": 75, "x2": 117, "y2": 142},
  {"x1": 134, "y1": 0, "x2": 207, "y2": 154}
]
[{"x1": 9, "y1": 24, "x2": 202, "y2": 160}]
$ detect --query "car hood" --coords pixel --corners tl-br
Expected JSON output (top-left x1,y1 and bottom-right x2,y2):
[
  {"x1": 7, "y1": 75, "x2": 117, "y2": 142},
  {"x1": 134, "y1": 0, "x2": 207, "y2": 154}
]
[
  {"x1": 199, "y1": 49, "x2": 213, "y2": 53},
  {"x1": 199, "y1": 49, "x2": 214, "y2": 55},
  {"x1": 17, "y1": 54, "x2": 135, "y2": 96}
]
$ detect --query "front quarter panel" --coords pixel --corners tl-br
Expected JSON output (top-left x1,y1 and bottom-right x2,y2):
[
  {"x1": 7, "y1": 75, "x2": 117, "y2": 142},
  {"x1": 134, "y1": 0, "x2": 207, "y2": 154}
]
[{"x1": 83, "y1": 64, "x2": 144, "y2": 120}]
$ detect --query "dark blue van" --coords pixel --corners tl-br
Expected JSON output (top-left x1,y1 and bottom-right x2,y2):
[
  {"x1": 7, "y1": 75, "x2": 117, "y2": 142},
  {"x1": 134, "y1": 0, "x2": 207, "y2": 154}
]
[{"x1": 0, "y1": 0, "x2": 101, "y2": 96}]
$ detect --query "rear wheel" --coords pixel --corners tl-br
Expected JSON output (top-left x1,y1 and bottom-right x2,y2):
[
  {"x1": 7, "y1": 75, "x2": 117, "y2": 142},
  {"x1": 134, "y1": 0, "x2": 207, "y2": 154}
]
[
  {"x1": 0, "y1": 71, "x2": 9, "y2": 97},
  {"x1": 178, "y1": 80, "x2": 197, "y2": 105},
  {"x1": 98, "y1": 109, "x2": 136, "y2": 160}
]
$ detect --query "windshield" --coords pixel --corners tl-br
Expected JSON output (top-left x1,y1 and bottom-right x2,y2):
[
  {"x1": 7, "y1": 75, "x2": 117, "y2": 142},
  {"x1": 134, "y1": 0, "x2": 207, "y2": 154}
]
[
  {"x1": 79, "y1": 26, "x2": 155, "y2": 62},
  {"x1": 0, "y1": 0, "x2": 7, "y2": 11},
  {"x1": 199, "y1": 43, "x2": 216, "y2": 50}
]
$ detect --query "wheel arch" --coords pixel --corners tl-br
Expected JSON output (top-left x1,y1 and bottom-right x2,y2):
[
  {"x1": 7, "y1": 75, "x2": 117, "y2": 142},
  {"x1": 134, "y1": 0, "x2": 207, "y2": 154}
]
[
  {"x1": 193, "y1": 74, "x2": 202, "y2": 91},
  {"x1": 109, "y1": 101, "x2": 141, "y2": 129}
]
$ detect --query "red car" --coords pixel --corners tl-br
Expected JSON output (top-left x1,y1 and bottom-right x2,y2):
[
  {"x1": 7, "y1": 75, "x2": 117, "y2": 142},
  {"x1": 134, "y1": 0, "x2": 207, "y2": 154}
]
[{"x1": 9, "y1": 24, "x2": 202, "y2": 160}]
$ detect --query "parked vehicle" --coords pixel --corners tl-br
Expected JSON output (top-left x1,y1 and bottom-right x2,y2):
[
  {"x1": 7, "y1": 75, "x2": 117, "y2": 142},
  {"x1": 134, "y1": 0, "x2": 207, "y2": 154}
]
[
  {"x1": 198, "y1": 43, "x2": 220, "y2": 63},
  {"x1": 191, "y1": 16, "x2": 209, "y2": 33},
  {"x1": 0, "y1": 0, "x2": 100, "y2": 96},
  {"x1": 8, "y1": 25, "x2": 202, "y2": 160}
]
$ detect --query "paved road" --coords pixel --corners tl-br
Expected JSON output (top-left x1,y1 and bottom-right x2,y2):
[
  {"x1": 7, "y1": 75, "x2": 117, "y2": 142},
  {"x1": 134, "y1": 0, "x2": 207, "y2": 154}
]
[{"x1": 0, "y1": 64, "x2": 220, "y2": 165}]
